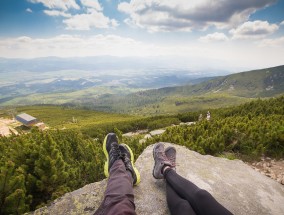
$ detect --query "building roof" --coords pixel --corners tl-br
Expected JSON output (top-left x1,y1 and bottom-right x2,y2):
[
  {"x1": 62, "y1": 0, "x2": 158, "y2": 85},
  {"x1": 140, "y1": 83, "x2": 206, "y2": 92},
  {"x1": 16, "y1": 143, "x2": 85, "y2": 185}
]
[{"x1": 16, "y1": 113, "x2": 37, "y2": 125}]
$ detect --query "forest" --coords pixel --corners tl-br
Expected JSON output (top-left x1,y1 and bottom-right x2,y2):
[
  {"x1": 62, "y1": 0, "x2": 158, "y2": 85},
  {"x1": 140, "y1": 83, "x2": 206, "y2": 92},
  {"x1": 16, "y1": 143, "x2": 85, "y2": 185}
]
[{"x1": 0, "y1": 96, "x2": 283, "y2": 214}]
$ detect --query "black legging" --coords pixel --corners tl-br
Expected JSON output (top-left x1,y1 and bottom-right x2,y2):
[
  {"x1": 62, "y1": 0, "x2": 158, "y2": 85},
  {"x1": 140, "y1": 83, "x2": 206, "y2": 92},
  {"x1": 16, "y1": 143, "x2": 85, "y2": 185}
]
[{"x1": 164, "y1": 169, "x2": 233, "y2": 215}]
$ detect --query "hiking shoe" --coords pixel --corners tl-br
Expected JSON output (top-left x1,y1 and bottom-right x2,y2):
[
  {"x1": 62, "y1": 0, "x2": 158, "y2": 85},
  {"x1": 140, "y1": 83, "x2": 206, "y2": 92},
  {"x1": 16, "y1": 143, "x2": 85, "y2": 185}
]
[
  {"x1": 120, "y1": 144, "x2": 141, "y2": 185},
  {"x1": 103, "y1": 133, "x2": 121, "y2": 177},
  {"x1": 153, "y1": 143, "x2": 172, "y2": 179},
  {"x1": 165, "y1": 146, "x2": 176, "y2": 171}
]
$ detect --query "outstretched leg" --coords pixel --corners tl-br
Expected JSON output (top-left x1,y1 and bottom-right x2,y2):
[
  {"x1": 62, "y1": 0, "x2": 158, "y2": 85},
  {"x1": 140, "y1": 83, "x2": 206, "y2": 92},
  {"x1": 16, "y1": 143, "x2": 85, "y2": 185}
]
[
  {"x1": 164, "y1": 168, "x2": 232, "y2": 215},
  {"x1": 95, "y1": 133, "x2": 137, "y2": 215},
  {"x1": 153, "y1": 143, "x2": 232, "y2": 215},
  {"x1": 166, "y1": 181, "x2": 196, "y2": 215},
  {"x1": 95, "y1": 159, "x2": 136, "y2": 215}
]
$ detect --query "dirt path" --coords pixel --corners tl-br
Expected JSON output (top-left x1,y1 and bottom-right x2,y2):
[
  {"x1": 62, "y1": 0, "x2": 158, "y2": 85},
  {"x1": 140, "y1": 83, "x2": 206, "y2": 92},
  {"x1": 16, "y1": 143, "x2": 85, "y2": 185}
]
[
  {"x1": 0, "y1": 118, "x2": 20, "y2": 136},
  {"x1": 246, "y1": 157, "x2": 284, "y2": 185}
]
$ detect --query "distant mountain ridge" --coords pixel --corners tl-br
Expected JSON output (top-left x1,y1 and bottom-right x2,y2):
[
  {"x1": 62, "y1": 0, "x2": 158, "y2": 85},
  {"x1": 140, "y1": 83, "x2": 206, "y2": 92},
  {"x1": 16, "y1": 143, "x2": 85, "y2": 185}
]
[
  {"x1": 89, "y1": 65, "x2": 284, "y2": 114},
  {"x1": 133, "y1": 65, "x2": 284, "y2": 98}
]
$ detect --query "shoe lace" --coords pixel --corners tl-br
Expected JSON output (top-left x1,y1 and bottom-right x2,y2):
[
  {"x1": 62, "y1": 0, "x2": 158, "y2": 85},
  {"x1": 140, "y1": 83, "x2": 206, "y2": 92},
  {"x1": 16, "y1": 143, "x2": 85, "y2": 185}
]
[
  {"x1": 157, "y1": 150, "x2": 172, "y2": 166},
  {"x1": 121, "y1": 153, "x2": 131, "y2": 170},
  {"x1": 167, "y1": 154, "x2": 176, "y2": 168},
  {"x1": 110, "y1": 143, "x2": 120, "y2": 160}
]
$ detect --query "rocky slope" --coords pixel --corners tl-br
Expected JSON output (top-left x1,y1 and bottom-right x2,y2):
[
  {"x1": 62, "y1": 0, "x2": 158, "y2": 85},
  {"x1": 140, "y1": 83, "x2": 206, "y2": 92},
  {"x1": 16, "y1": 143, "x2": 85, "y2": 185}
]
[{"x1": 31, "y1": 143, "x2": 284, "y2": 215}]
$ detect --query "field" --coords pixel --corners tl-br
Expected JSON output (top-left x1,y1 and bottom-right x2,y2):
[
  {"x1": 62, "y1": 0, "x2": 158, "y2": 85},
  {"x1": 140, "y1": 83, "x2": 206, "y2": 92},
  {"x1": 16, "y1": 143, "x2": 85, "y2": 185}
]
[{"x1": 15, "y1": 105, "x2": 141, "y2": 129}]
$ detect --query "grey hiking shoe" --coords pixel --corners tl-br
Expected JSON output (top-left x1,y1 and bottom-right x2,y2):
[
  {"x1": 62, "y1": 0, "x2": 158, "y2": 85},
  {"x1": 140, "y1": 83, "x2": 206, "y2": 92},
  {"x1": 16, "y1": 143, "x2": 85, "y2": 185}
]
[
  {"x1": 153, "y1": 143, "x2": 172, "y2": 179},
  {"x1": 119, "y1": 144, "x2": 141, "y2": 186},
  {"x1": 165, "y1": 146, "x2": 176, "y2": 171},
  {"x1": 103, "y1": 133, "x2": 121, "y2": 177}
]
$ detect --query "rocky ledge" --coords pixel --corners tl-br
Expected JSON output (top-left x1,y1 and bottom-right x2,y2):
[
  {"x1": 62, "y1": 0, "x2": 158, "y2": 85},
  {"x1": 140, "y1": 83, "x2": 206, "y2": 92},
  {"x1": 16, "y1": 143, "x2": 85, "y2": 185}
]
[{"x1": 31, "y1": 143, "x2": 284, "y2": 215}]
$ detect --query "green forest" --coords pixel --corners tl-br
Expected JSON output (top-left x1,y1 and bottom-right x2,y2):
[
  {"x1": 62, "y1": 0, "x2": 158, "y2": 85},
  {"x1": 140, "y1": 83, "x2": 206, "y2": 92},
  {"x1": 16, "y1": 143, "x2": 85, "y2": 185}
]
[{"x1": 0, "y1": 96, "x2": 284, "y2": 214}]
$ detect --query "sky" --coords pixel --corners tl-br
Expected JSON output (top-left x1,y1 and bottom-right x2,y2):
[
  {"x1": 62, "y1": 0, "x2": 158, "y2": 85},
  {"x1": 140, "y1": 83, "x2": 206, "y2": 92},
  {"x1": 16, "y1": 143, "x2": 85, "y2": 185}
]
[{"x1": 0, "y1": 0, "x2": 284, "y2": 71}]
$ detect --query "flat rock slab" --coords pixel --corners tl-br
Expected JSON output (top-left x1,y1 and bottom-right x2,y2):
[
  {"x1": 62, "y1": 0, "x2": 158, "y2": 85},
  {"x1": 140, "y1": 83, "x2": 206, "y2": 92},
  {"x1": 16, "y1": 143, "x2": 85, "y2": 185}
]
[
  {"x1": 149, "y1": 130, "x2": 166, "y2": 136},
  {"x1": 31, "y1": 143, "x2": 284, "y2": 215}
]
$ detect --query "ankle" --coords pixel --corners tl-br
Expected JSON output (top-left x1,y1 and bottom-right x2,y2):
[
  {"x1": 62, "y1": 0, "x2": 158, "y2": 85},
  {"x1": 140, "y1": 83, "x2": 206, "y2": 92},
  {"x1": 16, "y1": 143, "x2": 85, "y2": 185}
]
[{"x1": 162, "y1": 165, "x2": 171, "y2": 175}]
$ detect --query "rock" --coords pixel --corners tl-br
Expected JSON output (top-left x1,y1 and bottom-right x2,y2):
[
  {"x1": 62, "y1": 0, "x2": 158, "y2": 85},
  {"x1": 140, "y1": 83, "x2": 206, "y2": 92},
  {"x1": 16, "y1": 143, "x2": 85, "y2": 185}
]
[
  {"x1": 281, "y1": 179, "x2": 284, "y2": 185},
  {"x1": 149, "y1": 129, "x2": 166, "y2": 136},
  {"x1": 139, "y1": 139, "x2": 146, "y2": 144},
  {"x1": 31, "y1": 143, "x2": 284, "y2": 215},
  {"x1": 123, "y1": 132, "x2": 135, "y2": 137},
  {"x1": 144, "y1": 134, "x2": 152, "y2": 139},
  {"x1": 185, "y1": 122, "x2": 196, "y2": 126}
]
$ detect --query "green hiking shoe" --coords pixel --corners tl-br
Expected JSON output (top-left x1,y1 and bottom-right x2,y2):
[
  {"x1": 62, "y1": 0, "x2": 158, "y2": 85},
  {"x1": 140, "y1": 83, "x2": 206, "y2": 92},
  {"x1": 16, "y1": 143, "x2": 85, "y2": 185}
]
[
  {"x1": 103, "y1": 133, "x2": 121, "y2": 177},
  {"x1": 119, "y1": 144, "x2": 141, "y2": 185}
]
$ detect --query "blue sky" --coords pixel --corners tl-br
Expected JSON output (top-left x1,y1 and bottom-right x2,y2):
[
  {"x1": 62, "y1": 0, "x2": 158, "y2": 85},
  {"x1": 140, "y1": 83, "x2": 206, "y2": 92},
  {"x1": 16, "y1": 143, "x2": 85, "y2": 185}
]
[{"x1": 0, "y1": 0, "x2": 284, "y2": 71}]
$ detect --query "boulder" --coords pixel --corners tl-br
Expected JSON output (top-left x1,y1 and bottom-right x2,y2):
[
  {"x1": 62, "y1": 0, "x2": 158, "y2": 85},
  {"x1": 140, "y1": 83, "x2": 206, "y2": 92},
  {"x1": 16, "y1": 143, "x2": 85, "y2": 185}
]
[{"x1": 31, "y1": 143, "x2": 284, "y2": 215}]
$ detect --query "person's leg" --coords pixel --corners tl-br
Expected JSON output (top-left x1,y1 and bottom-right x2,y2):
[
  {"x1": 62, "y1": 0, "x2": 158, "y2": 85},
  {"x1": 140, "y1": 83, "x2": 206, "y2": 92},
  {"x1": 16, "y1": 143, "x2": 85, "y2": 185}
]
[
  {"x1": 164, "y1": 168, "x2": 232, "y2": 215},
  {"x1": 94, "y1": 133, "x2": 137, "y2": 215},
  {"x1": 95, "y1": 159, "x2": 136, "y2": 215},
  {"x1": 153, "y1": 143, "x2": 232, "y2": 215},
  {"x1": 166, "y1": 181, "x2": 196, "y2": 215}
]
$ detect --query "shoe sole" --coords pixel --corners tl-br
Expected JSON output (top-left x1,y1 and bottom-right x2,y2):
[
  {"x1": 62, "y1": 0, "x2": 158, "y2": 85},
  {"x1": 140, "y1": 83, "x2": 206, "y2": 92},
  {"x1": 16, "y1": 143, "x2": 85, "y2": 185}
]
[
  {"x1": 152, "y1": 143, "x2": 163, "y2": 179},
  {"x1": 121, "y1": 143, "x2": 141, "y2": 185},
  {"x1": 103, "y1": 134, "x2": 110, "y2": 178}
]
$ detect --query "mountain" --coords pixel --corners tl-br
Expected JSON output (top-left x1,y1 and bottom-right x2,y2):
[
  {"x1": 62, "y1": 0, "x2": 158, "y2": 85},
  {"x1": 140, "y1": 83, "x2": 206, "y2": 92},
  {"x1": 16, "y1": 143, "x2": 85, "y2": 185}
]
[
  {"x1": 0, "y1": 56, "x2": 219, "y2": 106},
  {"x1": 88, "y1": 65, "x2": 284, "y2": 114}
]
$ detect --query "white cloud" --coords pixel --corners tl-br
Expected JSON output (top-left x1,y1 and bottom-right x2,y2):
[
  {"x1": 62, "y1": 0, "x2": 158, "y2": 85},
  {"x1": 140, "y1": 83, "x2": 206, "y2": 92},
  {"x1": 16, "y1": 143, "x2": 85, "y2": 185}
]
[
  {"x1": 28, "y1": 0, "x2": 80, "y2": 11},
  {"x1": 29, "y1": 0, "x2": 116, "y2": 31},
  {"x1": 230, "y1": 20, "x2": 279, "y2": 39},
  {"x1": 0, "y1": 34, "x2": 283, "y2": 70},
  {"x1": 63, "y1": 11, "x2": 118, "y2": 30},
  {"x1": 199, "y1": 32, "x2": 229, "y2": 43},
  {"x1": 118, "y1": 0, "x2": 276, "y2": 32},
  {"x1": 81, "y1": 0, "x2": 102, "y2": 11},
  {"x1": 0, "y1": 35, "x2": 157, "y2": 58},
  {"x1": 44, "y1": 10, "x2": 71, "y2": 18},
  {"x1": 259, "y1": 36, "x2": 284, "y2": 47},
  {"x1": 26, "y1": 8, "x2": 33, "y2": 13},
  {"x1": 280, "y1": 21, "x2": 284, "y2": 26}
]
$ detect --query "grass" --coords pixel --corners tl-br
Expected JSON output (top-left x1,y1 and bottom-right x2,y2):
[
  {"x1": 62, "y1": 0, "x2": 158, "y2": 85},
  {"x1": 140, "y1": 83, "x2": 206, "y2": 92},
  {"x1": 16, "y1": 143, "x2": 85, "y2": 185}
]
[{"x1": 15, "y1": 105, "x2": 141, "y2": 129}]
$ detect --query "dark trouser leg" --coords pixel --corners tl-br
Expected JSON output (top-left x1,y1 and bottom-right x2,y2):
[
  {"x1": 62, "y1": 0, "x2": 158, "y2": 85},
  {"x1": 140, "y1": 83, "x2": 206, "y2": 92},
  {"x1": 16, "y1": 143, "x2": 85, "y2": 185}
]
[
  {"x1": 94, "y1": 159, "x2": 136, "y2": 215},
  {"x1": 166, "y1": 182, "x2": 196, "y2": 215},
  {"x1": 164, "y1": 169, "x2": 233, "y2": 215}
]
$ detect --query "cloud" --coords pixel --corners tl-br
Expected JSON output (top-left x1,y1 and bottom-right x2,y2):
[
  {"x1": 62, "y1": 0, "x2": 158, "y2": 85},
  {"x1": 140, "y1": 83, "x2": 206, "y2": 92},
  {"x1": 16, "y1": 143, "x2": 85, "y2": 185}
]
[
  {"x1": 63, "y1": 11, "x2": 118, "y2": 30},
  {"x1": 230, "y1": 20, "x2": 279, "y2": 39},
  {"x1": 259, "y1": 36, "x2": 284, "y2": 47},
  {"x1": 44, "y1": 10, "x2": 72, "y2": 18},
  {"x1": 28, "y1": 0, "x2": 117, "y2": 31},
  {"x1": 118, "y1": 0, "x2": 276, "y2": 32},
  {"x1": 1, "y1": 34, "x2": 283, "y2": 70},
  {"x1": 280, "y1": 21, "x2": 284, "y2": 26},
  {"x1": 0, "y1": 34, "x2": 156, "y2": 58},
  {"x1": 26, "y1": 8, "x2": 33, "y2": 13},
  {"x1": 199, "y1": 32, "x2": 229, "y2": 43},
  {"x1": 80, "y1": 0, "x2": 102, "y2": 11},
  {"x1": 28, "y1": 0, "x2": 80, "y2": 11}
]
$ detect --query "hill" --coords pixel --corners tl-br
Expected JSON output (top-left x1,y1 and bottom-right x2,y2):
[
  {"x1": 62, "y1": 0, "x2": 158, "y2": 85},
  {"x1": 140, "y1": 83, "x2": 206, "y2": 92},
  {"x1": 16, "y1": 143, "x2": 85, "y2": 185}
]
[
  {"x1": 0, "y1": 96, "x2": 283, "y2": 214},
  {"x1": 89, "y1": 65, "x2": 284, "y2": 115}
]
